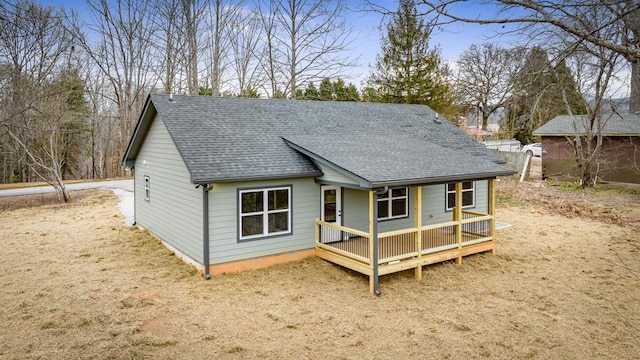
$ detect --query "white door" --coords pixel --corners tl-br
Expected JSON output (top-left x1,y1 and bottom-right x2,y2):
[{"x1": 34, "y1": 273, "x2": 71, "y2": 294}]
[{"x1": 321, "y1": 186, "x2": 342, "y2": 243}]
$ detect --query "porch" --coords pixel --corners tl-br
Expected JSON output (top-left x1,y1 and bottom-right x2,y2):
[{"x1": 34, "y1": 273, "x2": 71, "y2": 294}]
[{"x1": 314, "y1": 180, "x2": 497, "y2": 295}]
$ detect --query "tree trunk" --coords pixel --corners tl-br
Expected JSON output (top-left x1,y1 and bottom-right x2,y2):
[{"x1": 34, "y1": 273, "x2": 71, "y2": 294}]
[{"x1": 630, "y1": 59, "x2": 640, "y2": 114}]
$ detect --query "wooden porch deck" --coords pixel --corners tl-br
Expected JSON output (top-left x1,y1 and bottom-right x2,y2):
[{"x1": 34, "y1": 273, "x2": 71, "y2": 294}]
[
  {"x1": 314, "y1": 211, "x2": 495, "y2": 285},
  {"x1": 324, "y1": 227, "x2": 487, "y2": 263},
  {"x1": 315, "y1": 180, "x2": 498, "y2": 294}
]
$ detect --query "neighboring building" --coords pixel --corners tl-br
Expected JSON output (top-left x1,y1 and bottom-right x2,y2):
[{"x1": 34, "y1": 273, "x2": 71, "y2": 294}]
[
  {"x1": 533, "y1": 113, "x2": 640, "y2": 184},
  {"x1": 463, "y1": 126, "x2": 494, "y2": 141},
  {"x1": 481, "y1": 139, "x2": 521, "y2": 153},
  {"x1": 123, "y1": 94, "x2": 515, "y2": 294}
]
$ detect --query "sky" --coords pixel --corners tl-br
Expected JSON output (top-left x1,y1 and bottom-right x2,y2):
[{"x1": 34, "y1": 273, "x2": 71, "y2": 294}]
[
  {"x1": 42, "y1": 0, "x2": 520, "y2": 77},
  {"x1": 37, "y1": 0, "x2": 630, "y2": 98},
  {"x1": 346, "y1": 0, "x2": 525, "y2": 86}
]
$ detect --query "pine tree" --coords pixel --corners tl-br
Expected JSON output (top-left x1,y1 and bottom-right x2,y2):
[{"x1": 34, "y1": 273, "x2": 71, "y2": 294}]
[
  {"x1": 366, "y1": 0, "x2": 454, "y2": 117},
  {"x1": 504, "y1": 47, "x2": 587, "y2": 143},
  {"x1": 298, "y1": 78, "x2": 360, "y2": 101},
  {"x1": 302, "y1": 82, "x2": 319, "y2": 100}
]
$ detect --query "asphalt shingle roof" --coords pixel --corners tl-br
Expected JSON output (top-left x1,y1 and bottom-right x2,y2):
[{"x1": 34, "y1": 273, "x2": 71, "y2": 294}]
[
  {"x1": 124, "y1": 94, "x2": 514, "y2": 187},
  {"x1": 283, "y1": 134, "x2": 511, "y2": 187},
  {"x1": 534, "y1": 113, "x2": 640, "y2": 136}
]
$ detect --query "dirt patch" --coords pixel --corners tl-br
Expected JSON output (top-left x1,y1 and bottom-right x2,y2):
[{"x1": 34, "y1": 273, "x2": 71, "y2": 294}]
[
  {"x1": 1, "y1": 183, "x2": 639, "y2": 359},
  {"x1": 497, "y1": 177, "x2": 640, "y2": 230}
]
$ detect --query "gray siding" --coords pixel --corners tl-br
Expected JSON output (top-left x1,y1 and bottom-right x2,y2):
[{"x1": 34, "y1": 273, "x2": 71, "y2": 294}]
[
  {"x1": 342, "y1": 181, "x2": 491, "y2": 232},
  {"x1": 134, "y1": 116, "x2": 492, "y2": 268},
  {"x1": 134, "y1": 114, "x2": 203, "y2": 263},
  {"x1": 208, "y1": 178, "x2": 319, "y2": 264},
  {"x1": 424, "y1": 180, "x2": 489, "y2": 224},
  {"x1": 343, "y1": 187, "x2": 414, "y2": 233}
]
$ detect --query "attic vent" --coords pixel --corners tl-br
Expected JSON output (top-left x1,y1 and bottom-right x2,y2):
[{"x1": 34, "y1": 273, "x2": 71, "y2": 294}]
[{"x1": 433, "y1": 118, "x2": 442, "y2": 124}]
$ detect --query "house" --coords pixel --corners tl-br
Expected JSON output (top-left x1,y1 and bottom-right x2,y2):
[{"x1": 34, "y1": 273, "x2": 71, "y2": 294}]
[
  {"x1": 123, "y1": 94, "x2": 515, "y2": 294},
  {"x1": 463, "y1": 126, "x2": 494, "y2": 141},
  {"x1": 533, "y1": 113, "x2": 640, "y2": 184}
]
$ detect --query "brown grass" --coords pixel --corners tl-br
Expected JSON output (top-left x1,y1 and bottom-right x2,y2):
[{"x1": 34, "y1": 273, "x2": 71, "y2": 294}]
[{"x1": 1, "y1": 181, "x2": 639, "y2": 359}]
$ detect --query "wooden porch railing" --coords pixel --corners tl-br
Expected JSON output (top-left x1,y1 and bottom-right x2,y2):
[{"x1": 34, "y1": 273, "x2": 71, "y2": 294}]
[{"x1": 315, "y1": 210, "x2": 494, "y2": 267}]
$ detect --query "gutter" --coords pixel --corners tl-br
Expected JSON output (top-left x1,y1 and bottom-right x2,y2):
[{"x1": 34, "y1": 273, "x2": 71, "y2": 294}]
[{"x1": 367, "y1": 171, "x2": 516, "y2": 189}]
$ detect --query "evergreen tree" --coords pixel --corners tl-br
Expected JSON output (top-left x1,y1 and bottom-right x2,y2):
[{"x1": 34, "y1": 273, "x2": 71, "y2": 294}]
[
  {"x1": 319, "y1": 78, "x2": 333, "y2": 101},
  {"x1": 298, "y1": 78, "x2": 360, "y2": 101},
  {"x1": 337, "y1": 81, "x2": 360, "y2": 101},
  {"x1": 366, "y1": 0, "x2": 455, "y2": 117},
  {"x1": 504, "y1": 47, "x2": 587, "y2": 143}
]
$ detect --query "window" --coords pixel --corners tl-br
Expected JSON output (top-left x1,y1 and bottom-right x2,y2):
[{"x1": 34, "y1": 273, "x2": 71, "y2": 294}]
[
  {"x1": 144, "y1": 176, "x2": 150, "y2": 202},
  {"x1": 239, "y1": 186, "x2": 291, "y2": 240},
  {"x1": 377, "y1": 187, "x2": 408, "y2": 220},
  {"x1": 446, "y1": 181, "x2": 475, "y2": 210}
]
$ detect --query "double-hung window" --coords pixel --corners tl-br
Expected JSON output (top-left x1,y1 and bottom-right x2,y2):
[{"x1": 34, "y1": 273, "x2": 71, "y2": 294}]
[
  {"x1": 239, "y1": 186, "x2": 291, "y2": 240},
  {"x1": 377, "y1": 187, "x2": 408, "y2": 220},
  {"x1": 446, "y1": 181, "x2": 475, "y2": 210}
]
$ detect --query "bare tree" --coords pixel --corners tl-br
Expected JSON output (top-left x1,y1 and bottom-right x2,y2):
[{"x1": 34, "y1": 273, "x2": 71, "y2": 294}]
[
  {"x1": 255, "y1": 0, "x2": 282, "y2": 97},
  {"x1": 68, "y1": 0, "x2": 158, "y2": 176},
  {"x1": 203, "y1": 0, "x2": 245, "y2": 96},
  {"x1": 566, "y1": 32, "x2": 623, "y2": 186},
  {"x1": 255, "y1": 0, "x2": 355, "y2": 98},
  {"x1": 182, "y1": 0, "x2": 209, "y2": 95},
  {"x1": 455, "y1": 43, "x2": 525, "y2": 130},
  {"x1": 81, "y1": 54, "x2": 120, "y2": 179},
  {"x1": 0, "y1": 0, "x2": 83, "y2": 200},
  {"x1": 229, "y1": 7, "x2": 266, "y2": 96},
  {"x1": 152, "y1": 0, "x2": 188, "y2": 94},
  {"x1": 422, "y1": 0, "x2": 640, "y2": 113}
]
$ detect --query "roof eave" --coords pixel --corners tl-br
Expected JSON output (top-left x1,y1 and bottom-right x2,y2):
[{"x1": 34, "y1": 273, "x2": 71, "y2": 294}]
[
  {"x1": 282, "y1": 137, "x2": 372, "y2": 187},
  {"x1": 535, "y1": 132, "x2": 638, "y2": 137},
  {"x1": 192, "y1": 171, "x2": 324, "y2": 185},
  {"x1": 368, "y1": 170, "x2": 516, "y2": 189},
  {"x1": 121, "y1": 94, "x2": 155, "y2": 164}
]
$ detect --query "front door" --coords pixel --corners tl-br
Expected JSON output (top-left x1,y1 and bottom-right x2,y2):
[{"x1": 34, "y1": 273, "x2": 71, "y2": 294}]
[{"x1": 321, "y1": 185, "x2": 342, "y2": 243}]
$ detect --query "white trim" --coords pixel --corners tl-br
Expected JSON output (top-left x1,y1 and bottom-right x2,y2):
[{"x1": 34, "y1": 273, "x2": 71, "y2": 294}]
[
  {"x1": 445, "y1": 181, "x2": 475, "y2": 211},
  {"x1": 377, "y1": 187, "x2": 408, "y2": 220}
]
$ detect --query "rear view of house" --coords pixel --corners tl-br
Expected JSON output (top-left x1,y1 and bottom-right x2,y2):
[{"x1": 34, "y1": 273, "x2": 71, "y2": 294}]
[{"x1": 123, "y1": 94, "x2": 514, "y2": 294}]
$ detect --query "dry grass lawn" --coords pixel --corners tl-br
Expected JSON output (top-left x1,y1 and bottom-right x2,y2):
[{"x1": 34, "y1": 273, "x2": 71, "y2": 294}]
[{"x1": 1, "y1": 179, "x2": 639, "y2": 359}]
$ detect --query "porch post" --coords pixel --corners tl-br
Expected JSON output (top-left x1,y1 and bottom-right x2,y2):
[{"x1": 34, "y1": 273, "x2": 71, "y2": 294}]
[
  {"x1": 488, "y1": 178, "x2": 496, "y2": 254},
  {"x1": 455, "y1": 182, "x2": 463, "y2": 264},
  {"x1": 414, "y1": 186, "x2": 423, "y2": 279},
  {"x1": 368, "y1": 190, "x2": 380, "y2": 296}
]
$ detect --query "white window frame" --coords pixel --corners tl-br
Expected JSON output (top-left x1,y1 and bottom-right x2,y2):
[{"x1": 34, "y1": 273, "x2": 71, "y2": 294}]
[
  {"x1": 377, "y1": 187, "x2": 408, "y2": 220},
  {"x1": 445, "y1": 181, "x2": 475, "y2": 211},
  {"x1": 144, "y1": 176, "x2": 150, "y2": 202},
  {"x1": 239, "y1": 186, "x2": 291, "y2": 241}
]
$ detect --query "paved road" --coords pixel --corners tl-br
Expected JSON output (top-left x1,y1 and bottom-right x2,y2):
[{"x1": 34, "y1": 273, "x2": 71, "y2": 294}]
[
  {"x1": 0, "y1": 179, "x2": 133, "y2": 197},
  {"x1": 0, "y1": 179, "x2": 135, "y2": 226}
]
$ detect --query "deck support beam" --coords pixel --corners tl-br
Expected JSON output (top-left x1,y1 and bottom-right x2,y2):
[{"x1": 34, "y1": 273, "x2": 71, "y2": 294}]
[
  {"x1": 455, "y1": 182, "x2": 463, "y2": 264},
  {"x1": 414, "y1": 186, "x2": 423, "y2": 279},
  {"x1": 488, "y1": 179, "x2": 496, "y2": 254}
]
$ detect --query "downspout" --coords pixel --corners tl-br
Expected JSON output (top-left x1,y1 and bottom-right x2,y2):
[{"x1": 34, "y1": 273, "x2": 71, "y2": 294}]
[
  {"x1": 372, "y1": 186, "x2": 388, "y2": 296},
  {"x1": 201, "y1": 184, "x2": 212, "y2": 280}
]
